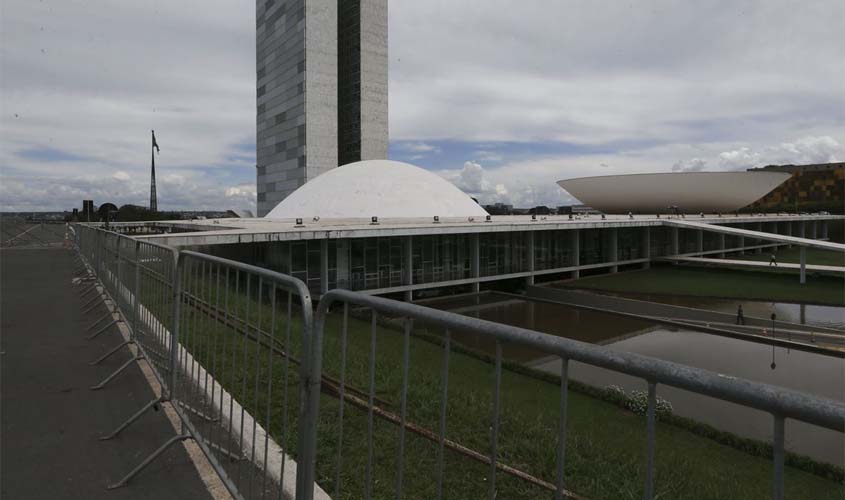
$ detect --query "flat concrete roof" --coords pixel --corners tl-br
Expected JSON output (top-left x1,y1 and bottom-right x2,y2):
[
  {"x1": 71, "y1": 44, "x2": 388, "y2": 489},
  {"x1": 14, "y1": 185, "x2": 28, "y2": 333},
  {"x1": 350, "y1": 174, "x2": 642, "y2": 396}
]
[{"x1": 113, "y1": 213, "x2": 843, "y2": 248}]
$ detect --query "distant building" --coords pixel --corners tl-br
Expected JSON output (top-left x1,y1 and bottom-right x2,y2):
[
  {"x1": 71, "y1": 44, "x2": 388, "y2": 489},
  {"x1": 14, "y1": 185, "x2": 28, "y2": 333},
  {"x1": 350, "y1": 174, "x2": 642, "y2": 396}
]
[
  {"x1": 746, "y1": 162, "x2": 844, "y2": 213},
  {"x1": 484, "y1": 203, "x2": 514, "y2": 215},
  {"x1": 81, "y1": 200, "x2": 96, "y2": 221},
  {"x1": 255, "y1": 0, "x2": 388, "y2": 216},
  {"x1": 557, "y1": 204, "x2": 600, "y2": 215}
]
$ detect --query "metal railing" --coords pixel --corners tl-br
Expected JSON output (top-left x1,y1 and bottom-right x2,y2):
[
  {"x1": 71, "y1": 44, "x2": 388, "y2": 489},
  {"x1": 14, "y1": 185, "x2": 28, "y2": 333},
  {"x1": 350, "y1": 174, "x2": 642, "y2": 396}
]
[
  {"x1": 72, "y1": 224, "x2": 845, "y2": 500},
  {"x1": 72, "y1": 225, "x2": 319, "y2": 500},
  {"x1": 304, "y1": 289, "x2": 845, "y2": 500}
]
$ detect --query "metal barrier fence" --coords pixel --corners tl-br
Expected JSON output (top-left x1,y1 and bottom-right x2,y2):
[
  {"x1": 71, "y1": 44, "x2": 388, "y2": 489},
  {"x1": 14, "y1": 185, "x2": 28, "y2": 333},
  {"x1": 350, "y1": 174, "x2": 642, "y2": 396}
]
[
  {"x1": 72, "y1": 225, "x2": 319, "y2": 500},
  {"x1": 305, "y1": 289, "x2": 845, "y2": 500},
  {"x1": 72, "y1": 224, "x2": 845, "y2": 500}
]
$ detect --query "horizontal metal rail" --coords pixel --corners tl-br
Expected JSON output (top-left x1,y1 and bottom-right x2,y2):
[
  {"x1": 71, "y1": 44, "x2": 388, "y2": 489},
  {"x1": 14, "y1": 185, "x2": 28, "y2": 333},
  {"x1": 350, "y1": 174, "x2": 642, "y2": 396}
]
[
  {"x1": 307, "y1": 288, "x2": 845, "y2": 500},
  {"x1": 71, "y1": 226, "x2": 322, "y2": 500}
]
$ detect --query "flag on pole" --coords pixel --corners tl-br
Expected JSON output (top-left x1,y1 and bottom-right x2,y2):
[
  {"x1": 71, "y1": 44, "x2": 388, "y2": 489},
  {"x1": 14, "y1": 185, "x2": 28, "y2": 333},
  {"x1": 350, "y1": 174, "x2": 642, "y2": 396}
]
[{"x1": 152, "y1": 130, "x2": 160, "y2": 154}]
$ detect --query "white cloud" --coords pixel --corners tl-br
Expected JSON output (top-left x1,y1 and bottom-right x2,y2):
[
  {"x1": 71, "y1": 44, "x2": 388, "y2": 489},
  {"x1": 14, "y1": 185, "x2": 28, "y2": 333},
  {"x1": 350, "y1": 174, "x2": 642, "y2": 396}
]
[
  {"x1": 670, "y1": 135, "x2": 844, "y2": 173},
  {"x1": 2, "y1": 1, "x2": 843, "y2": 212},
  {"x1": 399, "y1": 142, "x2": 441, "y2": 154},
  {"x1": 719, "y1": 147, "x2": 761, "y2": 170},
  {"x1": 671, "y1": 158, "x2": 707, "y2": 172},
  {"x1": 771, "y1": 136, "x2": 842, "y2": 165}
]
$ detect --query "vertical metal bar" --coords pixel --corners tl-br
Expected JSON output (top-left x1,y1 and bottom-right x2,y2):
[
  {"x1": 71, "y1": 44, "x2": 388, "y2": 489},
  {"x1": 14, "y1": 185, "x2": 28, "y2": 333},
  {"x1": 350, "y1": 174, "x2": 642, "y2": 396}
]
[
  {"x1": 227, "y1": 270, "x2": 240, "y2": 472},
  {"x1": 237, "y1": 273, "x2": 252, "y2": 488},
  {"x1": 435, "y1": 329, "x2": 451, "y2": 500},
  {"x1": 132, "y1": 241, "x2": 140, "y2": 342},
  {"x1": 772, "y1": 415, "x2": 785, "y2": 500},
  {"x1": 334, "y1": 302, "x2": 349, "y2": 498},
  {"x1": 215, "y1": 266, "x2": 231, "y2": 458},
  {"x1": 261, "y1": 282, "x2": 277, "y2": 500},
  {"x1": 279, "y1": 291, "x2": 293, "y2": 499},
  {"x1": 248, "y1": 277, "x2": 264, "y2": 498},
  {"x1": 555, "y1": 358, "x2": 569, "y2": 500},
  {"x1": 208, "y1": 262, "x2": 222, "y2": 441},
  {"x1": 365, "y1": 310, "x2": 377, "y2": 500},
  {"x1": 202, "y1": 261, "x2": 215, "y2": 419},
  {"x1": 643, "y1": 382, "x2": 657, "y2": 500},
  {"x1": 395, "y1": 318, "x2": 411, "y2": 499},
  {"x1": 488, "y1": 341, "x2": 502, "y2": 500},
  {"x1": 115, "y1": 238, "x2": 122, "y2": 311},
  {"x1": 168, "y1": 251, "x2": 181, "y2": 398}
]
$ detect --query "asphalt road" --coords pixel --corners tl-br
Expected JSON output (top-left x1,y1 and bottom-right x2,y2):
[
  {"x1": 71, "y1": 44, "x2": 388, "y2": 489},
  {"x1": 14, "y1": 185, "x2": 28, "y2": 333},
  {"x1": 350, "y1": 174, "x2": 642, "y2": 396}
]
[{"x1": 1, "y1": 248, "x2": 214, "y2": 499}]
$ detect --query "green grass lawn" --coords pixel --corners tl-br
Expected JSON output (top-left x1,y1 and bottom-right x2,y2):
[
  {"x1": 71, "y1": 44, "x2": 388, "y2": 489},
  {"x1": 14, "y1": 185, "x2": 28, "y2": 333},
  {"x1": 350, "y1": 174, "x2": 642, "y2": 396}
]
[
  {"x1": 560, "y1": 265, "x2": 845, "y2": 306},
  {"x1": 156, "y1": 270, "x2": 844, "y2": 500},
  {"x1": 733, "y1": 247, "x2": 845, "y2": 267}
]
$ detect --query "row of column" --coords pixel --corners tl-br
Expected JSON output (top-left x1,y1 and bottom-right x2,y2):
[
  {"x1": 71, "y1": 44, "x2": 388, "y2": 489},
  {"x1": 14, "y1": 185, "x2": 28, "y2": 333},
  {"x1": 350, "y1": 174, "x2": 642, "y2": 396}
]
[{"x1": 318, "y1": 220, "x2": 828, "y2": 298}]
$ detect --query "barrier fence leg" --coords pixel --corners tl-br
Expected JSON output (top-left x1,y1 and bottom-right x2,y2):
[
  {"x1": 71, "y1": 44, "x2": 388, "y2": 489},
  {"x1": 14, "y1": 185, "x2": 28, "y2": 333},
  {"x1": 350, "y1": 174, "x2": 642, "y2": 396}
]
[
  {"x1": 99, "y1": 396, "x2": 165, "y2": 441},
  {"x1": 79, "y1": 283, "x2": 98, "y2": 298},
  {"x1": 86, "y1": 319, "x2": 119, "y2": 340},
  {"x1": 81, "y1": 293, "x2": 104, "y2": 314},
  {"x1": 89, "y1": 340, "x2": 134, "y2": 366},
  {"x1": 106, "y1": 434, "x2": 192, "y2": 490},
  {"x1": 90, "y1": 354, "x2": 144, "y2": 391}
]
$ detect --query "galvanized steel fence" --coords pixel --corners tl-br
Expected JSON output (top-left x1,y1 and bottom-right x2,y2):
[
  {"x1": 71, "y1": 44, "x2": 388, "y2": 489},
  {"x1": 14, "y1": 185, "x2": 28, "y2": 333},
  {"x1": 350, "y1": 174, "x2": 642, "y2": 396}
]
[
  {"x1": 71, "y1": 224, "x2": 844, "y2": 500},
  {"x1": 72, "y1": 225, "x2": 319, "y2": 500},
  {"x1": 304, "y1": 289, "x2": 845, "y2": 500}
]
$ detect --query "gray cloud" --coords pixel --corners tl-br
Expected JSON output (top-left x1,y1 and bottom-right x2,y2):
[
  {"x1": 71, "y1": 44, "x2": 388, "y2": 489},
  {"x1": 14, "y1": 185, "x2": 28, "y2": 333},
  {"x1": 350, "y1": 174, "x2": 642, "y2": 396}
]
[
  {"x1": 672, "y1": 158, "x2": 707, "y2": 173},
  {"x1": 2, "y1": 0, "x2": 843, "y2": 212}
]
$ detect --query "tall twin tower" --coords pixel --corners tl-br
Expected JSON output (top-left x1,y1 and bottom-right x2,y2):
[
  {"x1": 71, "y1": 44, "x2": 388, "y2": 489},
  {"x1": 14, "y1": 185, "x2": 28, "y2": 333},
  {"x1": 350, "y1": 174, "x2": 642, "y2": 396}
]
[{"x1": 256, "y1": 0, "x2": 388, "y2": 216}]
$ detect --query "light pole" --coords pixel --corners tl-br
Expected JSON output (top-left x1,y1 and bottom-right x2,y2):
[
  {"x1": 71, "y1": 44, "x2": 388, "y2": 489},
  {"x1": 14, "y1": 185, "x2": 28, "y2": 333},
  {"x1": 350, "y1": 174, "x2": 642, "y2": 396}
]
[{"x1": 770, "y1": 312, "x2": 777, "y2": 370}]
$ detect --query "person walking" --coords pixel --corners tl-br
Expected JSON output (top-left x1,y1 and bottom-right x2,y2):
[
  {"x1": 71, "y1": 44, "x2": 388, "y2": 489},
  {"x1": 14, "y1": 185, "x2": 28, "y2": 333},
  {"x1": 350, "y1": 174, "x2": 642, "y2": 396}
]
[
  {"x1": 769, "y1": 253, "x2": 777, "y2": 266},
  {"x1": 736, "y1": 305, "x2": 745, "y2": 325}
]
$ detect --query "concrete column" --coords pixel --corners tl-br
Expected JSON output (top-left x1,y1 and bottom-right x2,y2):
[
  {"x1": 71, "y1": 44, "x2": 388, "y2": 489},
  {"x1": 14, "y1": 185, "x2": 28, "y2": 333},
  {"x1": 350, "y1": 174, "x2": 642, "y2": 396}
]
[
  {"x1": 738, "y1": 235, "x2": 745, "y2": 255},
  {"x1": 799, "y1": 221, "x2": 806, "y2": 239},
  {"x1": 571, "y1": 229, "x2": 580, "y2": 279},
  {"x1": 471, "y1": 233, "x2": 480, "y2": 293},
  {"x1": 641, "y1": 227, "x2": 651, "y2": 270},
  {"x1": 320, "y1": 239, "x2": 329, "y2": 295},
  {"x1": 608, "y1": 228, "x2": 618, "y2": 273},
  {"x1": 754, "y1": 222, "x2": 763, "y2": 254},
  {"x1": 403, "y1": 235, "x2": 413, "y2": 302},
  {"x1": 799, "y1": 246, "x2": 806, "y2": 285},
  {"x1": 336, "y1": 240, "x2": 349, "y2": 289},
  {"x1": 785, "y1": 221, "x2": 792, "y2": 248},
  {"x1": 526, "y1": 231, "x2": 535, "y2": 286},
  {"x1": 718, "y1": 233, "x2": 726, "y2": 258},
  {"x1": 696, "y1": 230, "x2": 704, "y2": 255},
  {"x1": 811, "y1": 220, "x2": 818, "y2": 239},
  {"x1": 822, "y1": 220, "x2": 829, "y2": 240},
  {"x1": 670, "y1": 227, "x2": 679, "y2": 255}
]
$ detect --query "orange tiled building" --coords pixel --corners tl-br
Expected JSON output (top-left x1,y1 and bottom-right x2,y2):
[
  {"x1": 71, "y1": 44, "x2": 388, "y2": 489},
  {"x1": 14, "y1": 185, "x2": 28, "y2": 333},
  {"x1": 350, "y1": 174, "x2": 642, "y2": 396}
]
[{"x1": 747, "y1": 162, "x2": 844, "y2": 212}]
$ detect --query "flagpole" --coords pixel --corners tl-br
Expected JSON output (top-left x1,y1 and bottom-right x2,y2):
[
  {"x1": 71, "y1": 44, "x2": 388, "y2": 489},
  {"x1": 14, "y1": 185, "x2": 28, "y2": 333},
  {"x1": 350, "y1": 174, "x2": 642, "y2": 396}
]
[{"x1": 150, "y1": 130, "x2": 158, "y2": 213}]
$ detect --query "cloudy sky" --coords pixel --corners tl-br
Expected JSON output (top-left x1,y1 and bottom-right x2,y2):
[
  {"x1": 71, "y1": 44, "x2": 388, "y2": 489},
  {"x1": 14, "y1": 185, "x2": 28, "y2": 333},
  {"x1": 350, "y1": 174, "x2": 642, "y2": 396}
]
[{"x1": 2, "y1": 0, "x2": 844, "y2": 212}]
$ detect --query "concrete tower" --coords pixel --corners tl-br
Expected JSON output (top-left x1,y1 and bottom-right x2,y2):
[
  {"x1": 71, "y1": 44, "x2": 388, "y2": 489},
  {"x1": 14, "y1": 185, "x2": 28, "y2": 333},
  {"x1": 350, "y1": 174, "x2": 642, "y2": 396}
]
[{"x1": 256, "y1": 0, "x2": 388, "y2": 217}]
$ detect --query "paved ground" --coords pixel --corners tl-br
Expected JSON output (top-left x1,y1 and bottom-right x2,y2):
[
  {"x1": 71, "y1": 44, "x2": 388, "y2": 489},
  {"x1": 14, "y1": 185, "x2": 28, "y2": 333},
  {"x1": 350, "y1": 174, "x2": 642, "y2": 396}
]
[
  {"x1": 1, "y1": 248, "x2": 214, "y2": 499},
  {"x1": 665, "y1": 255, "x2": 845, "y2": 274}
]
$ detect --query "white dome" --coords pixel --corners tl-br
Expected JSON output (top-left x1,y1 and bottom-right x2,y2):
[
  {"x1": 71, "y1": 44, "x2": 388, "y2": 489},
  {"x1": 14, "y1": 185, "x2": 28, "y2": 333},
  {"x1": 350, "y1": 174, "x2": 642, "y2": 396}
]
[{"x1": 265, "y1": 160, "x2": 489, "y2": 219}]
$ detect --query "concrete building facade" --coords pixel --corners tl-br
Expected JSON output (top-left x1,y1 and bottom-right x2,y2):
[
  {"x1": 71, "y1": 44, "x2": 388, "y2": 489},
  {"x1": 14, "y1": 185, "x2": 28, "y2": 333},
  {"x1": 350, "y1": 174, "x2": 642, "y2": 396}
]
[
  {"x1": 256, "y1": 0, "x2": 388, "y2": 216},
  {"x1": 126, "y1": 214, "x2": 840, "y2": 299}
]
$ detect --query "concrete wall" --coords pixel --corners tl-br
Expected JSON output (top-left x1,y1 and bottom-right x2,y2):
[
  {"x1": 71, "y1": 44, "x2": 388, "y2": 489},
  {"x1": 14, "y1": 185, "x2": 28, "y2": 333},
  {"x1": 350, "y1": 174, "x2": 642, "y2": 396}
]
[
  {"x1": 358, "y1": 0, "x2": 388, "y2": 161},
  {"x1": 257, "y1": 0, "x2": 339, "y2": 216},
  {"x1": 257, "y1": 0, "x2": 387, "y2": 216}
]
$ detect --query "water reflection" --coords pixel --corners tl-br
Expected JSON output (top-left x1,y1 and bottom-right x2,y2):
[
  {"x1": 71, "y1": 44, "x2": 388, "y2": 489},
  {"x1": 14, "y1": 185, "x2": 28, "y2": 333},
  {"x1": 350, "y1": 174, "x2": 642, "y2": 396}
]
[
  {"x1": 423, "y1": 292, "x2": 844, "y2": 465},
  {"x1": 424, "y1": 292, "x2": 654, "y2": 362},
  {"x1": 597, "y1": 292, "x2": 845, "y2": 330},
  {"x1": 532, "y1": 329, "x2": 844, "y2": 465}
]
